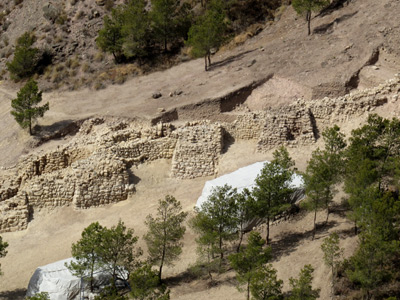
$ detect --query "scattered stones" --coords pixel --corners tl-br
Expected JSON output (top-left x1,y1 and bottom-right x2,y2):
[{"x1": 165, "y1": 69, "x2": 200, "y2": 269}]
[{"x1": 152, "y1": 92, "x2": 162, "y2": 99}]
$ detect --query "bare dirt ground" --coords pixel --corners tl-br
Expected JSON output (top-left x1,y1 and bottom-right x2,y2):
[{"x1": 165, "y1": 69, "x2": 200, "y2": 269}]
[{"x1": 0, "y1": 0, "x2": 400, "y2": 299}]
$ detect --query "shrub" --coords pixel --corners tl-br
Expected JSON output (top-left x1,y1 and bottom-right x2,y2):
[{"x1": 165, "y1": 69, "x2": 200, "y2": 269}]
[{"x1": 6, "y1": 32, "x2": 39, "y2": 80}]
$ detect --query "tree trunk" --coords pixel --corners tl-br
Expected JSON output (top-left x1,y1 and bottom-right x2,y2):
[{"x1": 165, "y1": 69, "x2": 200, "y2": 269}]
[
  {"x1": 29, "y1": 119, "x2": 32, "y2": 135},
  {"x1": 266, "y1": 215, "x2": 270, "y2": 244},
  {"x1": 237, "y1": 230, "x2": 244, "y2": 253},
  {"x1": 307, "y1": 11, "x2": 312, "y2": 35},
  {"x1": 208, "y1": 53, "x2": 211, "y2": 68},
  {"x1": 204, "y1": 55, "x2": 208, "y2": 71},
  {"x1": 326, "y1": 206, "x2": 330, "y2": 224},
  {"x1": 312, "y1": 207, "x2": 317, "y2": 240}
]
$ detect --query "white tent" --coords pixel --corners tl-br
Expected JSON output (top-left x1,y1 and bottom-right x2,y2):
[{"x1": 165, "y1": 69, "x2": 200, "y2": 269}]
[
  {"x1": 26, "y1": 258, "x2": 110, "y2": 300},
  {"x1": 196, "y1": 161, "x2": 304, "y2": 209}
]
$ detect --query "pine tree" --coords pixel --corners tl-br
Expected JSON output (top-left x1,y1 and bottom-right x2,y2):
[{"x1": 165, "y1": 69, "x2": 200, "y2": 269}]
[
  {"x1": 150, "y1": 0, "x2": 179, "y2": 51},
  {"x1": 228, "y1": 232, "x2": 271, "y2": 300},
  {"x1": 121, "y1": 0, "x2": 150, "y2": 60},
  {"x1": 303, "y1": 126, "x2": 346, "y2": 239},
  {"x1": 186, "y1": 0, "x2": 226, "y2": 71},
  {"x1": 66, "y1": 222, "x2": 106, "y2": 292},
  {"x1": 292, "y1": 0, "x2": 329, "y2": 35},
  {"x1": 144, "y1": 195, "x2": 188, "y2": 282},
  {"x1": 252, "y1": 147, "x2": 294, "y2": 243},
  {"x1": 11, "y1": 79, "x2": 49, "y2": 135},
  {"x1": 250, "y1": 264, "x2": 283, "y2": 300},
  {"x1": 321, "y1": 232, "x2": 343, "y2": 296},
  {"x1": 6, "y1": 32, "x2": 39, "y2": 80},
  {"x1": 130, "y1": 264, "x2": 170, "y2": 300},
  {"x1": 96, "y1": 7, "x2": 125, "y2": 63},
  {"x1": 289, "y1": 265, "x2": 320, "y2": 300}
]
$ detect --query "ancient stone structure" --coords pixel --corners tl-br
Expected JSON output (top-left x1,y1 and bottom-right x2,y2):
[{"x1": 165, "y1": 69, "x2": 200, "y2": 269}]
[
  {"x1": 0, "y1": 74, "x2": 399, "y2": 233},
  {"x1": 171, "y1": 121, "x2": 224, "y2": 179}
]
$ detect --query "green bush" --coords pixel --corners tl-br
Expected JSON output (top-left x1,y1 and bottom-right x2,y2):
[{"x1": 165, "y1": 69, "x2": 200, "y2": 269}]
[{"x1": 6, "y1": 32, "x2": 39, "y2": 80}]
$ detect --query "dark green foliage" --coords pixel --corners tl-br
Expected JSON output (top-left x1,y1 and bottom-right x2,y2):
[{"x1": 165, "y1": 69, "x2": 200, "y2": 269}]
[
  {"x1": 67, "y1": 220, "x2": 142, "y2": 293},
  {"x1": 288, "y1": 264, "x2": 320, "y2": 300},
  {"x1": 228, "y1": 231, "x2": 271, "y2": 300},
  {"x1": 130, "y1": 264, "x2": 170, "y2": 300},
  {"x1": 97, "y1": 7, "x2": 125, "y2": 63},
  {"x1": 235, "y1": 188, "x2": 254, "y2": 252},
  {"x1": 121, "y1": 0, "x2": 150, "y2": 60},
  {"x1": 192, "y1": 184, "x2": 238, "y2": 261},
  {"x1": 10, "y1": 79, "x2": 49, "y2": 135},
  {"x1": 187, "y1": 0, "x2": 227, "y2": 71},
  {"x1": 94, "y1": 285, "x2": 128, "y2": 300},
  {"x1": 339, "y1": 114, "x2": 400, "y2": 298},
  {"x1": 144, "y1": 195, "x2": 188, "y2": 282},
  {"x1": 251, "y1": 146, "x2": 294, "y2": 243},
  {"x1": 98, "y1": 220, "x2": 142, "y2": 285},
  {"x1": 321, "y1": 232, "x2": 343, "y2": 296},
  {"x1": 7, "y1": 32, "x2": 39, "y2": 80},
  {"x1": 0, "y1": 236, "x2": 8, "y2": 276},
  {"x1": 346, "y1": 233, "x2": 400, "y2": 300},
  {"x1": 25, "y1": 292, "x2": 50, "y2": 300},
  {"x1": 250, "y1": 264, "x2": 283, "y2": 300},
  {"x1": 302, "y1": 126, "x2": 346, "y2": 238},
  {"x1": 292, "y1": 0, "x2": 329, "y2": 35},
  {"x1": 66, "y1": 222, "x2": 106, "y2": 292},
  {"x1": 150, "y1": 0, "x2": 179, "y2": 51}
]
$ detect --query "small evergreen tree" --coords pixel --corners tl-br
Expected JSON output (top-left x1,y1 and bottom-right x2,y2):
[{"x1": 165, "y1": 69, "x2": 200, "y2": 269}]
[
  {"x1": 98, "y1": 220, "x2": 143, "y2": 288},
  {"x1": 321, "y1": 232, "x2": 343, "y2": 296},
  {"x1": 144, "y1": 195, "x2": 188, "y2": 282},
  {"x1": 11, "y1": 79, "x2": 49, "y2": 135},
  {"x1": 7, "y1": 31, "x2": 39, "y2": 80},
  {"x1": 191, "y1": 185, "x2": 239, "y2": 263},
  {"x1": 186, "y1": 0, "x2": 227, "y2": 71},
  {"x1": 292, "y1": 0, "x2": 329, "y2": 35},
  {"x1": 121, "y1": 0, "x2": 150, "y2": 60},
  {"x1": 289, "y1": 264, "x2": 320, "y2": 300},
  {"x1": 66, "y1": 222, "x2": 106, "y2": 292},
  {"x1": 150, "y1": 0, "x2": 179, "y2": 51},
  {"x1": 0, "y1": 236, "x2": 8, "y2": 276},
  {"x1": 130, "y1": 264, "x2": 170, "y2": 300},
  {"x1": 228, "y1": 231, "x2": 271, "y2": 300},
  {"x1": 96, "y1": 7, "x2": 125, "y2": 63},
  {"x1": 252, "y1": 146, "x2": 294, "y2": 243},
  {"x1": 250, "y1": 264, "x2": 283, "y2": 300},
  {"x1": 235, "y1": 188, "x2": 253, "y2": 253}
]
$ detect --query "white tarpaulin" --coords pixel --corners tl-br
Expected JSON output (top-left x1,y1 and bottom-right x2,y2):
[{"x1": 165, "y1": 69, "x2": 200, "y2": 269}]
[
  {"x1": 26, "y1": 258, "x2": 110, "y2": 300},
  {"x1": 196, "y1": 161, "x2": 304, "y2": 209}
]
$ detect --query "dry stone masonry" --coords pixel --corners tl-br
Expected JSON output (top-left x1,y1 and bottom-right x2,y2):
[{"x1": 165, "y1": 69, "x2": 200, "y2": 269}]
[
  {"x1": 0, "y1": 75, "x2": 399, "y2": 232},
  {"x1": 171, "y1": 121, "x2": 224, "y2": 179}
]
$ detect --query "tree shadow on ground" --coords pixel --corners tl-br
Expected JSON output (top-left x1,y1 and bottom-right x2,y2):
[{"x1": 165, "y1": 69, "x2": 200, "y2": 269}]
[
  {"x1": 0, "y1": 288, "x2": 26, "y2": 300},
  {"x1": 208, "y1": 49, "x2": 257, "y2": 71},
  {"x1": 32, "y1": 119, "x2": 86, "y2": 146},
  {"x1": 271, "y1": 220, "x2": 338, "y2": 261},
  {"x1": 313, "y1": 11, "x2": 358, "y2": 34}
]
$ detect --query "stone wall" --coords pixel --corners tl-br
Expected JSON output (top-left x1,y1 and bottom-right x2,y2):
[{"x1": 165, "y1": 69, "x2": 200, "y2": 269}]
[
  {"x1": 171, "y1": 122, "x2": 224, "y2": 179},
  {"x1": 256, "y1": 107, "x2": 316, "y2": 152},
  {"x1": 0, "y1": 75, "x2": 399, "y2": 232},
  {"x1": 0, "y1": 197, "x2": 29, "y2": 232}
]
